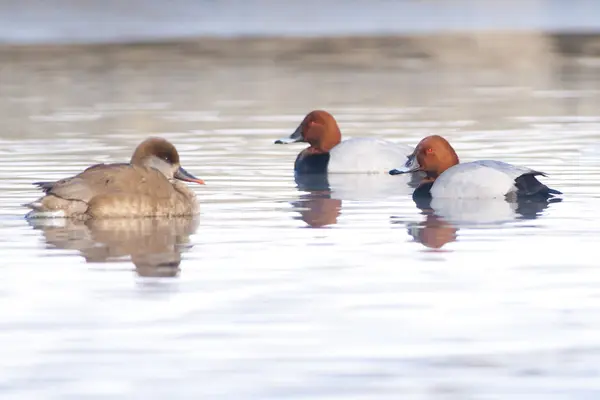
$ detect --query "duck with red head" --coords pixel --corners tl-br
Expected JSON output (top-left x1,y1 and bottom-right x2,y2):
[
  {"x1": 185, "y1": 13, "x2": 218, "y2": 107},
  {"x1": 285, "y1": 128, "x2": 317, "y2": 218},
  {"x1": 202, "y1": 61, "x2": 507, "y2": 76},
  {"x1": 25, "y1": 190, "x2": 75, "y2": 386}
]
[
  {"x1": 275, "y1": 110, "x2": 415, "y2": 175},
  {"x1": 25, "y1": 137, "x2": 205, "y2": 219},
  {"x1": 390, "y1": 135, "x2": 562, "y2": 201}
]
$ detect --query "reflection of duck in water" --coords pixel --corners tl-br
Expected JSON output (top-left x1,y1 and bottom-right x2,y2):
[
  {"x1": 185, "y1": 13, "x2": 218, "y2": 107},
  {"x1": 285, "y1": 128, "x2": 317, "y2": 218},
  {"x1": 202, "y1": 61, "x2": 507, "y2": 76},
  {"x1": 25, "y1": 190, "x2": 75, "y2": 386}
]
[
  {"x1": 28, "y1": 217, "x2": 199, "y2": 277},
  {"x1": 404, "y1": 212, "x2": 458, "y2": 250},
  {"x1": 412, "y1": 193, "x2": 557, "y2": 224},
  {"x1": 294, "y1": 173, "x2": 331, "y2": 193},
  {"x1": 291, "y1": 174, "x2": 340, "y2": 228},
  {"x1": 292, "y1": 193, "x2": 341, "y2": 228},
  {"x1": 294, "y1": 166, "x2": 419, "y2": 206},
  {"x1": 397, "y1": 192, "x2": 556, "y2": 250},
  {"x1": 291, "y1": 170, "x2": 419, "y2": 229}
]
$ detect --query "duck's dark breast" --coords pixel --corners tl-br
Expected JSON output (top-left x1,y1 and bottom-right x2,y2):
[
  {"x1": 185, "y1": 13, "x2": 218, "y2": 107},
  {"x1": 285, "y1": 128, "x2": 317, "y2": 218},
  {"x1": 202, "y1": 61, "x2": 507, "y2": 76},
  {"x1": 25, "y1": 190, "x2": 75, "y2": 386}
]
[
  {"x1": 294, "y1": 150, "x2": 331, "y2": 175},
  {"x1": 412, "y1": 181, "x2": 434, "y2": 210}
]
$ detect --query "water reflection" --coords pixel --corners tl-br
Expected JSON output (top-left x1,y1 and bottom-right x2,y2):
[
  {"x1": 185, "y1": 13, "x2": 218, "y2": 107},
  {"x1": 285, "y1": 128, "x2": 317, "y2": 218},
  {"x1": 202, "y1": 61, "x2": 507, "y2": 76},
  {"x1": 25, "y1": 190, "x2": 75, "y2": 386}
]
[
  {"x1": 294, "y1": 173, "x2": 331, "y2": 193},
  {"x1": 292, "y1": 172, "x2": 422, "y2": 228},
  {"x1": 28, "y1": 217, "x2": 200, "y2": 276},
  {"x1": 295, "y1": 172, "x2": 423, "y2": 196},
  {"x1": 399, "y1": 197, "x2": 559, "y2": 249},
  {"x1": 291, "y1": 191, "x2": 341, "y2": 228},
  {"x1": 407, "y1": 213, "x2": 458, "y2": 250}
]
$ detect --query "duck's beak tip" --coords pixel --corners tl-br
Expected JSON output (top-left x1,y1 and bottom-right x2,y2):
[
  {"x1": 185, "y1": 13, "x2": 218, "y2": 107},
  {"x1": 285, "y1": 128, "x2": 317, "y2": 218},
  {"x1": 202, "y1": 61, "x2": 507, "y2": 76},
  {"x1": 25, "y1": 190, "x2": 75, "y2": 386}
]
[{"x1": 175, "y1": 166, "x2": 205, "y2": 185}]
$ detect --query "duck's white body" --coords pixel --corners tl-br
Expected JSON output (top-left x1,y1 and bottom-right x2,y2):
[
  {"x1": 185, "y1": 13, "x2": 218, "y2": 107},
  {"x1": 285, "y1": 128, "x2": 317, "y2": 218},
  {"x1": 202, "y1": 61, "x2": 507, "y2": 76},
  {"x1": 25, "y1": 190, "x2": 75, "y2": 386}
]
[
  {"x1": 328, "y1": 138, "x2": 413, "y2": 174},
  {"x1": 430, "y1": 160, "x2": 541, "y2": 199}
]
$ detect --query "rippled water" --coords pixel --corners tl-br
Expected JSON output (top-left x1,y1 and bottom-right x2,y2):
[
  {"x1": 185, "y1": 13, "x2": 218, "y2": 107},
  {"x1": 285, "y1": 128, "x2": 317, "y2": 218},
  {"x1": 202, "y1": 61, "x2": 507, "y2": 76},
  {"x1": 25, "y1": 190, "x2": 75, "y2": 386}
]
[{"x1": 2, "y1": 38, "x2": 600, "y2": 398}]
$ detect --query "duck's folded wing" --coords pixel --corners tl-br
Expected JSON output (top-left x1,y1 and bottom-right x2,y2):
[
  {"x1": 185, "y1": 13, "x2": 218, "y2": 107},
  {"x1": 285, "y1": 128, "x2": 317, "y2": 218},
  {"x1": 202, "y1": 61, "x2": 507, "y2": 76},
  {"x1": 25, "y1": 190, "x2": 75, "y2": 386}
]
[
  {"x1": 38, "y1": 164, "x2": 164, "y2": 203},
  {"x1": 32, "y1": 163, "x2": 115, "y2": 193}
]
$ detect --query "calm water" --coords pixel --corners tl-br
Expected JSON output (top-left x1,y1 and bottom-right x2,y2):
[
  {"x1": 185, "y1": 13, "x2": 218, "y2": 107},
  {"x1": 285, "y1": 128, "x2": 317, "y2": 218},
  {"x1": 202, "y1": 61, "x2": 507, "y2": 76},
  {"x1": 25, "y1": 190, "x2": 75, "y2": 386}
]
[{"x1": 2, "y1": 37, "x2": 600, "y2": 399}]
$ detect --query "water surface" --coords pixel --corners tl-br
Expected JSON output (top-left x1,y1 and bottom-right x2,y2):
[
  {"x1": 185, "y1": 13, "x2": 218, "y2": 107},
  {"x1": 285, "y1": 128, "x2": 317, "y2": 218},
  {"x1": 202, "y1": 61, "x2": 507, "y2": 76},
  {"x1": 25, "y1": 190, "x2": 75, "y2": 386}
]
[{"x1": 1, "y1": 37, "x2": 600, "y2": 399}]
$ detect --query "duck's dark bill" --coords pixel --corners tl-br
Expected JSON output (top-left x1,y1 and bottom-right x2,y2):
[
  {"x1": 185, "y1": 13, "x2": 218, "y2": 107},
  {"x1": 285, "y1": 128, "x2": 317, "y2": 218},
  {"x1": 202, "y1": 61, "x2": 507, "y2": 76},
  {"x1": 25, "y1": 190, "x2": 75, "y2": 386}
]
[
  {"x1": 175, "y1": 167, "x2": 205, "y2": 184},
  {"x1": 274, "y1": 137, "x2": 301, "y2": 144},
  {"x1": 274, "y1": 125, "x2": 304, "y2": 144},
  {"x1": 390, "y1": 154, "x2": 420, "y2": 175}
]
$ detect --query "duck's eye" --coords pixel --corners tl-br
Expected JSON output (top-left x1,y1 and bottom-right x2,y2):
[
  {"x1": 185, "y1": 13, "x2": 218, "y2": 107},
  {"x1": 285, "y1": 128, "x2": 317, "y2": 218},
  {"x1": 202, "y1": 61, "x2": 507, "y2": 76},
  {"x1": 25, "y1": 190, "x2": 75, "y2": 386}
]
[{"x1": 426, "y1": 148, "x2": 433, "y2": 154}]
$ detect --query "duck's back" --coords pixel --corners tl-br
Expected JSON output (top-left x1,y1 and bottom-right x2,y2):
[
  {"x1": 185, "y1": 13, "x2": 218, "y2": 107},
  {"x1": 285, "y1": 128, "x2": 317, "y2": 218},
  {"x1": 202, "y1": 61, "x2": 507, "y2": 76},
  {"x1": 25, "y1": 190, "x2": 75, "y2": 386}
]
[
  {"x1": 327, "y1": 138, "x2": 413, "y2": 174},
  {"x1": 431, "y1": 160, "x2": 536, "y2": 199},
  {"x1": 41, "y1": 164, "x2": 173, "y2": 201}
]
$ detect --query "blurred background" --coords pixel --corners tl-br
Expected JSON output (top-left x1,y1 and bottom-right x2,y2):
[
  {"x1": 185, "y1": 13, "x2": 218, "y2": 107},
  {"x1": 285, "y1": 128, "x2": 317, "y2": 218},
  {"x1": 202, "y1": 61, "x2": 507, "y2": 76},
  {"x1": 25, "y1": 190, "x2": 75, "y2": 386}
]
[
  {"x1": 2, "y1": 0, "x2": 600, "y2": 43},
  {"x1": 2, "y1": 0, "x2": 600, "y2": 138}
]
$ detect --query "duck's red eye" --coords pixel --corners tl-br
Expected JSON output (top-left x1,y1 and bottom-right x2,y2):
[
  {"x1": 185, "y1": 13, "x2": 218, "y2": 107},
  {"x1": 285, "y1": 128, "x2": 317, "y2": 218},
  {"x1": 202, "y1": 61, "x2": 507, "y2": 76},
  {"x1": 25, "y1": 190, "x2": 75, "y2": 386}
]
[{"x1": 426, "y1": 148, "x2": 433, "y2": 154}]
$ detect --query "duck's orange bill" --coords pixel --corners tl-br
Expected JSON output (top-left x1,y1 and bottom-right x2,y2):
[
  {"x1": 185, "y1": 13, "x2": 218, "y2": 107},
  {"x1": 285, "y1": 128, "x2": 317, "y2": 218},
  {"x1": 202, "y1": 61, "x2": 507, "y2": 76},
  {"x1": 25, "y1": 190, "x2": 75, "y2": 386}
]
[{"x1": 175, "y1": 166, "x2": 205, "y2": 184}]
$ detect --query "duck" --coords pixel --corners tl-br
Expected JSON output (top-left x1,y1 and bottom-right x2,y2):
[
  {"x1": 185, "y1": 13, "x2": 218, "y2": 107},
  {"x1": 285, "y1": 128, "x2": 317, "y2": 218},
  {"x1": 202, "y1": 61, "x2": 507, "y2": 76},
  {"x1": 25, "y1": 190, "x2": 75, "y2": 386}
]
[
  {"x1": 275, "y1": 110, "x2": 414, "y2": 174},
  {"x1": 389, "y1": 135, "x2": 562, "y2": 201},
  {"x1": 24, "y1": 137, "x2": 205, "y2": 219}
]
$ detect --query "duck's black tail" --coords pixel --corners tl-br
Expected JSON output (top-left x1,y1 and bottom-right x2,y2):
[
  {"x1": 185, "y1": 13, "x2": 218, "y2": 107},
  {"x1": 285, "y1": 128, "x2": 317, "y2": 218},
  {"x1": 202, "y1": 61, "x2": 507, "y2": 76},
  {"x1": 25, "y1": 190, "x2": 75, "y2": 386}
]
[
  {"x1": 33, "y1": 181, "x2": 56, "y2": 193},
  {"x1": 514, "y1": 172, "x2": 562, "y2": 199}
]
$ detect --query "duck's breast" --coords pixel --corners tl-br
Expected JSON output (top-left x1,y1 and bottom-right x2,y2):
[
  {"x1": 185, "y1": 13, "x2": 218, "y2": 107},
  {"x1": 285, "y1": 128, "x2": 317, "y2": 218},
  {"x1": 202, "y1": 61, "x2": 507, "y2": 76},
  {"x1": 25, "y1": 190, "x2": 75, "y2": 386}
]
[
  {"x1": 327, "y1": 138, "x2": 413, "y2": 174},
  {"x1": 431, "y1": 160, "x2": 535, "y2": 199},
  {"x1": 88, "y1": 187, "x2": 198, "y2": 218},
  {"x1": 294, "y1": 150, "x2": 331, "y2": 174}
]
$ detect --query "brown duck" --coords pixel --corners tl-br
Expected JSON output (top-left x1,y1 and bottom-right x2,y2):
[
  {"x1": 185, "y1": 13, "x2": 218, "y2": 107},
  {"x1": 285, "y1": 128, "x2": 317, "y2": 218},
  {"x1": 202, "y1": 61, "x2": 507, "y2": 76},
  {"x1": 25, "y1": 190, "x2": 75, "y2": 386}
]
[{"x1": 25, "y1": 137, "x2": 205, "y2": 219}]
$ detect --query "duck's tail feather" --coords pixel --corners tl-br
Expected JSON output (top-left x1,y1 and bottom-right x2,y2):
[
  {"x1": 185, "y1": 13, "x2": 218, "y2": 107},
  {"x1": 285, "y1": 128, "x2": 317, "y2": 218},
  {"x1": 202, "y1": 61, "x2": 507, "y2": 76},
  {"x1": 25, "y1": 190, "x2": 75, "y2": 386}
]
[
  {"x1": 23, "y1": 198, "x2": 66, "y2": 218},
  {"x1": 25, "y1": 209, "x2": 67, "y2": 219},
  {"x1": 514, "y1": 173, "x2": 561, "y2": 199},
  {"x1": 22, "y1": 199, "x2": 44, "y2": 211},
  {"x1": 22, "y1": 195, "x2": 86, "y2": 219},
  {"x1": 33, "y1": 181, "x2": 56, "y2": 193}
]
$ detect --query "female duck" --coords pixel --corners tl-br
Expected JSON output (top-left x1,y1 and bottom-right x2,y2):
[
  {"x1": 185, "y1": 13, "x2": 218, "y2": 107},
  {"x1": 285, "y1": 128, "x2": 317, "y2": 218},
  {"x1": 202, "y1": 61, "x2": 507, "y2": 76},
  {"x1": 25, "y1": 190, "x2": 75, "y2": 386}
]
[
  {"x1": 275, "y1": 110, "x2": 413, "y2": 174},
  {"x1": 389, "y1": 135, "x2": 562, "y2": 200},
  {"x1": 25, "y1": 137, "x2": 205, "y2": 219}
]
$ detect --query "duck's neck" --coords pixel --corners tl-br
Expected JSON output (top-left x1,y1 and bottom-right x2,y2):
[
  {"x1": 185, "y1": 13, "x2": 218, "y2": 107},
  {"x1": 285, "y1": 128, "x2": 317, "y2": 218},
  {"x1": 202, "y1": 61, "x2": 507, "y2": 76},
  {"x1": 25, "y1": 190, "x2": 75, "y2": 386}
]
[
  {"x1": 423, "y1": 156, "x2": 460, "y2": 181},
  {"x1": 306, "y1": 146, "x2": 329, "y2": 155},
  {"x1": 422, "y1": 174, "x2": 437, "y2": 183},
  {"x1": 308, "y1": 128, "x2": 341, "y2": 153},
  {"x1": 414, "y1": 180, "x2": 435, "y2": 199}
]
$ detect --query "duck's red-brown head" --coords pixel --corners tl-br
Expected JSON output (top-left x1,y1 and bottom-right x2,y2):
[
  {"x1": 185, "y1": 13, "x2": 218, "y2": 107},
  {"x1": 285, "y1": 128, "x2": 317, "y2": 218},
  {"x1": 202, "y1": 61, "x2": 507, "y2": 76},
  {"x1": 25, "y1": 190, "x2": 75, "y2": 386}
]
[
  {"x1": 275, "y1": 110, "x2": 342, "y2": 153},
  {"x1": 390, "y1": 135, "x2": 459, "y2": 180}
]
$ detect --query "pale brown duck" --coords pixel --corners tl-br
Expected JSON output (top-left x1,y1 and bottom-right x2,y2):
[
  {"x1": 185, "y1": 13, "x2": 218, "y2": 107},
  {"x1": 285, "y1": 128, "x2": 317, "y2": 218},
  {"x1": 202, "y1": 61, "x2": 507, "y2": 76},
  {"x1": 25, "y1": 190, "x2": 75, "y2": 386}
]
[{"x1": 24, "y1": 137, "x2": 204, "y2": 219}]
